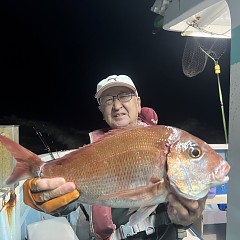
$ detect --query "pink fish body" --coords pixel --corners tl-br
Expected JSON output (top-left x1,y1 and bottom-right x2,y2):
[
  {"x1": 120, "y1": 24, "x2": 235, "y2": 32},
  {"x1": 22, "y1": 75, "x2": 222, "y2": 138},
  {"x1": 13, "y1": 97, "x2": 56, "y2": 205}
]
[{"x1": 0, "y1": 125, "x2": 230, "y2": 225}]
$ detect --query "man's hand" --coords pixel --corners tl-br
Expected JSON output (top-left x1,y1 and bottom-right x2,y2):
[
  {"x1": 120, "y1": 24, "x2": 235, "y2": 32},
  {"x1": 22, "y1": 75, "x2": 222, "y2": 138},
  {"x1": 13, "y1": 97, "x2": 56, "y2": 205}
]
[
  {"x1": 23, "y1": 177, "x2": 80, "y2": 214},
  {"x1": 167, "y1": 193, "x2": 207, "y2": 226}
]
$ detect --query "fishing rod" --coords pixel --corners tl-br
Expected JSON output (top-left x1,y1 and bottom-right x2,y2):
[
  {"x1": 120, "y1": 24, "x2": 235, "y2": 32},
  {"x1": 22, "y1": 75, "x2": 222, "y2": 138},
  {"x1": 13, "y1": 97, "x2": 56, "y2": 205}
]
[
  {"x1": 33, "y1": 127, "x2": 56, "y2": 160},
  {"x1": 199, "y1": 46, "x2": 228, "y2": 144}
]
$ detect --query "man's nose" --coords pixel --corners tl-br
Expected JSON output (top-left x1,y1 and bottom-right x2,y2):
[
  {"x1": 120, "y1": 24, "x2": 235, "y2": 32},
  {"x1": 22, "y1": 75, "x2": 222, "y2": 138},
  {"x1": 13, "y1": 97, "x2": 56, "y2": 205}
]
[{"x1": 112, "y1": 97, "x2": 122, "y2": 109}]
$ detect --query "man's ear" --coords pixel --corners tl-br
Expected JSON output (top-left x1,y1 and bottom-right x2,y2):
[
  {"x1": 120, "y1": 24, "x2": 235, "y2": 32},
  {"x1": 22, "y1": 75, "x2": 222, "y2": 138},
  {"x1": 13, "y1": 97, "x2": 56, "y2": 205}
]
[
  {"x1": 98, "y1": 105, "x2": 105, "y2": 120},
  {"x1": 137, "y1": 97, "x2": 141, "y2": 113}
]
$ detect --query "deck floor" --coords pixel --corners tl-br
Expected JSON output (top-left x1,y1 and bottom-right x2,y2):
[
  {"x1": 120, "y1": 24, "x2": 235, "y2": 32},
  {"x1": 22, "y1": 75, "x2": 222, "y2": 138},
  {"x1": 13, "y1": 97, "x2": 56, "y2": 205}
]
[{"x1": 203, "y1": 223, "x2": 226, "y2": 240}]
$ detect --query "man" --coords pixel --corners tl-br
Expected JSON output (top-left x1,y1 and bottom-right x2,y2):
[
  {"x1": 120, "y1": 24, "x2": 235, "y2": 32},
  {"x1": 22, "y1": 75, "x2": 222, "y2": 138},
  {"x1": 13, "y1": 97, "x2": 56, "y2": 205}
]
[{"x1": 23, "y1": 75, "x2": 206, "y2": 239}]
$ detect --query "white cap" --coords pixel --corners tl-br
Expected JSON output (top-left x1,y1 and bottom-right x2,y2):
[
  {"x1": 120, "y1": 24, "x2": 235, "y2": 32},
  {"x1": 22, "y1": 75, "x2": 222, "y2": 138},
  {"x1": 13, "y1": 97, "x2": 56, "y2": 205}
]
[{"x1": 95, "y1": 75, "x2": 138, "y2": 99}]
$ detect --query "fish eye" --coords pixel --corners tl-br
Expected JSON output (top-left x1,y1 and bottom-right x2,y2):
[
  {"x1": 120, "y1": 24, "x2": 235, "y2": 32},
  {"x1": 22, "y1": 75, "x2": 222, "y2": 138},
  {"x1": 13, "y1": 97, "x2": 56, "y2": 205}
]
[{"x1": 188, "y1": 146, "x2": 202, "y2": 158}]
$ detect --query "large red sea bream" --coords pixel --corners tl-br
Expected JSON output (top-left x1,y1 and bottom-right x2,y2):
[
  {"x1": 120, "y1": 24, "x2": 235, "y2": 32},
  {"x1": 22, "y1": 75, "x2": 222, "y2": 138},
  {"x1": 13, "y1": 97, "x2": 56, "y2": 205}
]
[{"x1": 0, "y1": 125, "x2": 230, "y2": 225}]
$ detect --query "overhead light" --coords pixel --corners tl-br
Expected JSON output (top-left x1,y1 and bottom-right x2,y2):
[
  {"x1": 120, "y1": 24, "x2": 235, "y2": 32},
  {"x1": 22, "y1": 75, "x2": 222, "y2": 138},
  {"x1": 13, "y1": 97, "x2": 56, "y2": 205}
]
[{"x1": 151, "y1": 0, "x2": 231, "y2": 38}]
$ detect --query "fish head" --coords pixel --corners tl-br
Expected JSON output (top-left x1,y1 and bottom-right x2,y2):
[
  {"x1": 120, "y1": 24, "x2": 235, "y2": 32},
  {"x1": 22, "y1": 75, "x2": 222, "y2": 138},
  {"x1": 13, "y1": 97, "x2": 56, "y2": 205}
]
[{"x1": 166, "y1": 130, "x2": 230, "y2": 200}]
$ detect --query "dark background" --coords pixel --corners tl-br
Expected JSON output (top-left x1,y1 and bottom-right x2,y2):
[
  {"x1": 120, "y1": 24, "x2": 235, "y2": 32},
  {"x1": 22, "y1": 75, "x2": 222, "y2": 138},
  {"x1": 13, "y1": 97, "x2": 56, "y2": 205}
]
[{"x1": 1, "y1": 0, "x2": 230, "y2": 154}]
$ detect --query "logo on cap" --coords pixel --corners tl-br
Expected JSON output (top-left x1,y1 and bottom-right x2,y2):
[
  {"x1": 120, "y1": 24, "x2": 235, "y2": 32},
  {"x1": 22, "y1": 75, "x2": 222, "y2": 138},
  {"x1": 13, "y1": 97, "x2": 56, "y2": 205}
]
[{"x1": 107, "y1": 77, "x2": 118, "y2": 82}]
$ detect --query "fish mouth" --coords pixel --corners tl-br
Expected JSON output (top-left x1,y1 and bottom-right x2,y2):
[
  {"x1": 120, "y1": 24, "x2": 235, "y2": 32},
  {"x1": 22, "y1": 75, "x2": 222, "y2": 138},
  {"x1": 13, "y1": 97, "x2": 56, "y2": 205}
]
[{"x1": 212, "y1": 161, "x2": 230, "y2": 182}]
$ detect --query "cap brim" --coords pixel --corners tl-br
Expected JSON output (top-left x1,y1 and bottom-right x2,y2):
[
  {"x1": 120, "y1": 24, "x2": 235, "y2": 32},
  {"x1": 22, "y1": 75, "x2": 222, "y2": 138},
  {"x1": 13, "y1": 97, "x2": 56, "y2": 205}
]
[{"x1": 95, "y1": 82, "x2": 137, "y2": 98}]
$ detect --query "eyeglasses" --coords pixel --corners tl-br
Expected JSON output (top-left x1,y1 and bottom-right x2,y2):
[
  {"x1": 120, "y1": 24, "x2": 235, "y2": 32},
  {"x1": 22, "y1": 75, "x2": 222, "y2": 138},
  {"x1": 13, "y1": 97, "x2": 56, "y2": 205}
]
[{"x1": 98, "y1": 93, "x2": 136, "y2": 105}]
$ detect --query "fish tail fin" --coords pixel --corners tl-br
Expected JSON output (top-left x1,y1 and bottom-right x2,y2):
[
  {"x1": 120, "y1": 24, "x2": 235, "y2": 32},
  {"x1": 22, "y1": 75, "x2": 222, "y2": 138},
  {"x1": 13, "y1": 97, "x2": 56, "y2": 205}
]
[{"x1": 0, "y1": 134, "x2": 43, "y2": 185}]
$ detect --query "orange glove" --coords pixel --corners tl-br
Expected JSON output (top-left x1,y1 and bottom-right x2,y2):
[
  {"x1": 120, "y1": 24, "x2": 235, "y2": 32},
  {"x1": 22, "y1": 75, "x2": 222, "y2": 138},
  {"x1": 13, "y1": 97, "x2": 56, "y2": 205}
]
[{"x1": 23, "y1": 178, "x2": 80, "y2": 214}]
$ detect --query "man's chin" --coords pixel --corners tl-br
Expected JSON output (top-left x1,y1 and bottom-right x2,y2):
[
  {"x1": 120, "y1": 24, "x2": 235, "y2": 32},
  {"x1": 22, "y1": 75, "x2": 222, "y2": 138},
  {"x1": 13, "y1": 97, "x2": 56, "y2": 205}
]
[{"x1": 112, "y1": 120, "x2": 130, "y2": 129}]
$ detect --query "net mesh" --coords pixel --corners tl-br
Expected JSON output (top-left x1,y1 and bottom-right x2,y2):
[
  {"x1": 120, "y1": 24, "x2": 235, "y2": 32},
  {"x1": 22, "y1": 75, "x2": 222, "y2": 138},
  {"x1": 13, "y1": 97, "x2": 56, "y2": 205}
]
[
  {"x1": 182, "y1": 37, "x2": 228, "y2": 77},
  {"x1": 182, "y1": 37, "x2": 208, "y2": 77}
]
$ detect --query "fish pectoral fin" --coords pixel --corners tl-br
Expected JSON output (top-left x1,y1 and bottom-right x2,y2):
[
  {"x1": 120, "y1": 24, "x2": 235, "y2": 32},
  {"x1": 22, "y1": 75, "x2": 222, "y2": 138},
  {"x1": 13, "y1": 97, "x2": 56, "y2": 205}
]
[
  {"x1": 98, "y1": 180, "x2": 165, "y2": 201},
  {"x1": 128, "y1": 205, "x2": 158, "y2": 226}
]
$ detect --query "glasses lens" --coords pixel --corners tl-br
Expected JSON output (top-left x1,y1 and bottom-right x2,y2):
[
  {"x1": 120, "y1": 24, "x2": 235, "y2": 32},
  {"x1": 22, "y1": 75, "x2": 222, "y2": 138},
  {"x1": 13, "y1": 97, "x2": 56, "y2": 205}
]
[
  {"x1": 118, "y1": 93, "x2": 132, "y2": 102},
  {"x1": 100, "y1": 96, "x2": 113, "y2": 105}
]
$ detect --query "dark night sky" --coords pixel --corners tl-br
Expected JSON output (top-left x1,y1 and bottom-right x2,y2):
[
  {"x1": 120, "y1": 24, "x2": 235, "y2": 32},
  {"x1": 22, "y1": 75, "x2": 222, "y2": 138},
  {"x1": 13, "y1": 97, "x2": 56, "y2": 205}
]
[{"x1": 1, "y1": 0, "x2": 231, "y2": 153}]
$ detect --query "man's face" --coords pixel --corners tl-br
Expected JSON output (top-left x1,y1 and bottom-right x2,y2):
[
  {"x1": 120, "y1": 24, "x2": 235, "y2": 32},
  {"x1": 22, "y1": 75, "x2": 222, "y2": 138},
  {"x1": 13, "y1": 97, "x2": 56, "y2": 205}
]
[{"x1": 98, "y1": 86, "x2": 141, "y2": 129}]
